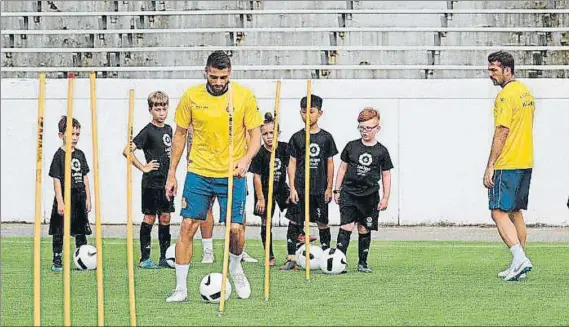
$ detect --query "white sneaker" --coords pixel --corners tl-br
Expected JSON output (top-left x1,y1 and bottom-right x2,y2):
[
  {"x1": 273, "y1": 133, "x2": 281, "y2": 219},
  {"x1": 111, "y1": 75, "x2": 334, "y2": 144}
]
[
  {"x1": 166, "y1": 289, "x2": 187, "y2": 303},
  {"x1": 241, "y1": 251, "x2": 258, "y2": 263},
  {"x1": 504, "y1": 258, "x2": 533, "y2": 281},
  {"x1": 498, "y1": 266, "x2": 527, "y2": 279},
  {"x1": 201, "y1": 249, "x2": 214, "y2": 264},
  {"x1": 230, "y1": 271, "x2": 251, "y2": 299}
]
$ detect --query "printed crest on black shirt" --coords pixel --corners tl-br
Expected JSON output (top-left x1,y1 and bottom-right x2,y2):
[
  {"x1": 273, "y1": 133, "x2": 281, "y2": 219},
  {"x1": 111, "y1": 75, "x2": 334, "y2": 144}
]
[
  {"x1": 288, "y1": 129, "x2": 338, "y2": 194},
  {"x1": 340, "y1": 139, "x2": 394, "y2": 197},
  {"x1": 249, "y1": 142, "x2": 290, "y2": 191},
  {"x1": 49, "y1": 148, "x2": 90, "y2": 189},
  {"x1": 133, "y1": 123, "x2": 173, "y2": 188}
]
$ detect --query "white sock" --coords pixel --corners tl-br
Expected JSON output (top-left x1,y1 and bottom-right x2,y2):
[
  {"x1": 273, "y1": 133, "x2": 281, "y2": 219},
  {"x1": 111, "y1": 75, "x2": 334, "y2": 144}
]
[
  {"x1": 202, "y1": 238, "x2": 213, "y2": 252},
  {"x1": 509, "y1": 243, "x2": 527, "y2": 265},
  {"x1": 175, "y1": 264, "x2": 190, "y2": 291},
  {"x1": 229, "y1": 253, "x2": 243, "y2": 274}
]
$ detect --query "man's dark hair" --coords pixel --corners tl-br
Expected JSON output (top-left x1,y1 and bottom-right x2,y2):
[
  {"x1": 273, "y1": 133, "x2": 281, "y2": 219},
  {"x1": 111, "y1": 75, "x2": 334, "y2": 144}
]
[
  {"x1": 58, "y1": 116, "x2": 81, "y2": 133},
  {"x1": 488, "y1": 51, "x2": 515, "y2": 75},
  {"x1": 300, "y1": 94, "x2": 323, "y2": 110},
  {"x1": 206, "y1": 51, "x2": 232, "y2": 70}
]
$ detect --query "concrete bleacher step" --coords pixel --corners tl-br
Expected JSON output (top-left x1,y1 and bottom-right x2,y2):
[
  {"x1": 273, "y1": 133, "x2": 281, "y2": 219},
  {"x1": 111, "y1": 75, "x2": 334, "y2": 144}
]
[{"x1": 1, "y1": 0, "x2": 568, "y2": 79}]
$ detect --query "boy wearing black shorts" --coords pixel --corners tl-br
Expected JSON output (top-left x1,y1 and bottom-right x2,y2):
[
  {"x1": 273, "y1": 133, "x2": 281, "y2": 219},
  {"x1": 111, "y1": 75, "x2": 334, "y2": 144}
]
[
  {"x1": 280, "y1": 94, "x2": 338, "y2": 270},
  {"x1": 123, "y1": 91, "x2": 174, "y2": 269},
  {"x1": 250, "y1": 112, "x2": 291, "y2": 266},
  {"x1": 49, "y1": 117, "x2": 92, "y2": 272},
  {"x1": 334, "y1": 107, "x2": 393, "y2": 273}
]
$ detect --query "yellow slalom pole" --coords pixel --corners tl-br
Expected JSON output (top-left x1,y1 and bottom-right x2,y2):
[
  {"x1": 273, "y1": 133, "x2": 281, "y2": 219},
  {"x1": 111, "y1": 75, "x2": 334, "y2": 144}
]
[
  {"x1": 33, "y1": 72, "x2": 46, "y2": 327},
  {"x1": 126, "y1": 89, "x2": 137, "y2": 326},
  {"x1": 304, "y1": 80, "x2": 312, "y2": 281},
  {"x1": 264, "y1": 80, "x2": 281, "y2": 301},
  {"x1": 63, "y1": 74, "x2": 75, "y2": 327},
  {"x1": 89, "y1": 72, "x2": 105, "y2": 326},
  {"x1": 219, "y1": 83, "x2": 234, "y2": 317}
]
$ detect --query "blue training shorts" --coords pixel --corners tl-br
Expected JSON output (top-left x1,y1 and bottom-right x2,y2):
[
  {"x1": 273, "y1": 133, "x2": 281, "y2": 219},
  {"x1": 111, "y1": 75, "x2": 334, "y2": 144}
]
[
  {"x1": 180, "y1": 172, "x2": 247, "y2": 224},
  {"x1": 488, "y1": 169, "x2": 532, "y2": 212}
]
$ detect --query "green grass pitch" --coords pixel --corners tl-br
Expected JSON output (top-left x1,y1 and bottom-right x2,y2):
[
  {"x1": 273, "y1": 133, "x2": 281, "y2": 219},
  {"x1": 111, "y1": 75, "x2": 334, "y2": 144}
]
[{"x1": 1, "y1": 237, "x2": 568, "y2": 326}]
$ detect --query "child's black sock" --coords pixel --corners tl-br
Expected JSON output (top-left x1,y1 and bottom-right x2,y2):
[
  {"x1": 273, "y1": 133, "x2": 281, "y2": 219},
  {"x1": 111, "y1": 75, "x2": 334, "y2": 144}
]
[
  {"x1": 358, "y1": 232, "x2": 371, "y2": 264},
  {"x1": 75, "y1": 234, "x2": 87, "y2": 248},
  {"x1": 158, "y1": 224, "x2": 171, "y2": 259},
  {"x1": 319, "y1": 227, "x2": 331, "y2": 250},
  {"x1": 336, "y1": 228, "x2": 352, "y2": 256},
  {"x1": 261, "y1": 224, "x2": 274, "y2": 258},
  {"x1": 286, "y1": 223, "x2": 301, "y2": 258},
  {"x1": 53, "y1": 235, "x2": 63, "y2": 264},
  {"x1": 140, "y1": 222, "x2": 153, "y2": 261}
]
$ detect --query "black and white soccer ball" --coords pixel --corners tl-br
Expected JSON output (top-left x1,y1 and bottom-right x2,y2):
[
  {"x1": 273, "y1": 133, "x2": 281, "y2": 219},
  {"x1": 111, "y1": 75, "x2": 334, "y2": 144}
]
[
  {"x1": 319, "y1": 248, "x2": 347, "y2": 275},
  {"x1": 295, "y1": 244, "x2": 324, "y2": 270},
  {"x1": 199, "y1": 273, "x2": 231, "y2": 303},
  {"x1": 73, "y1": 245, "x2": 97, "y2": 270},
  {"x1": 165, "y1": 244, "x2": 176, "y2": 268}
]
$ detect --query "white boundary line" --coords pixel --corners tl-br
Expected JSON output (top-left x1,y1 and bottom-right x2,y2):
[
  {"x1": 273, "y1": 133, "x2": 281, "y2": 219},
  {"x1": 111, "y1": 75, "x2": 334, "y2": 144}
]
[{"x1": 2, "y1": 239, "x2": 568, "y2": 248}]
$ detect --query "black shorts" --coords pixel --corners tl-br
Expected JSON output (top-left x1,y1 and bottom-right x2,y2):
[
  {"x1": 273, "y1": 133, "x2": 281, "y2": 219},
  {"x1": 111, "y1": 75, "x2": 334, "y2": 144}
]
[
  {"x1": 253, "y1": 184, "x2": 290, "y2": 218},
  {"x1": 49, "y1": 190, "x2": 92, "y2": 236},
  {"x1": 285, "y1": 192, "x2": 329, "y2": 225},
  {"x1": 142, "y1": 187, "x2": 175, "y2": 215},
  {"x1": 339, "y1": 192, "x2": 380, "y2": 231}
]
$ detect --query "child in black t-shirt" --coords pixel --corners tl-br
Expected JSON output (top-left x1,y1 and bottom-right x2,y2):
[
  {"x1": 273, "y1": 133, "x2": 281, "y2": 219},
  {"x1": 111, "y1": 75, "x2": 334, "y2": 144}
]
[
  {"x1": 249, "y1": 112, "x2": 291, "y2": 266},
  {"x1": 334, "y1": 107, "x2": 393, "y2": 273},
  {"x1": 280, "y1": 94, "x2": 339, "y2": 270},
  {"x1": 123, "y1": 91, "x2": 174, "y2": 269},
  {"x1": 49, "y1": 116, "x2": 92, "y2": 272}
]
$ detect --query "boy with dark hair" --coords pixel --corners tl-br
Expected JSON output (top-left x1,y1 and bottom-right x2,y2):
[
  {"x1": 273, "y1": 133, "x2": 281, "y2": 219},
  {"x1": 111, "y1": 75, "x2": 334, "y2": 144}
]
[
  {"x1": 123, "y1": 91, "x2": 174, "y2": 269},
  {"x1": 280, "y1": 94, "x2": 338, "y2": 270},
  {"x1": 334, "y1": 107, "x2": 393, "y2": 273},
  {"x1": 49, "y1": 116, "x2": 92, "y2": 272}
]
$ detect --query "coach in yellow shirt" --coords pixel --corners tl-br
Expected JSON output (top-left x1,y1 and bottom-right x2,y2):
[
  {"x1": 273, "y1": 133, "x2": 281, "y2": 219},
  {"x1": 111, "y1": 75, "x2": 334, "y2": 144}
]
[
  {"x1": 164, "y1": 51, "x2": 262, "y2": 302},
  {"x1": 484, "y1": 51, "x2": 535, "y2": 282}
]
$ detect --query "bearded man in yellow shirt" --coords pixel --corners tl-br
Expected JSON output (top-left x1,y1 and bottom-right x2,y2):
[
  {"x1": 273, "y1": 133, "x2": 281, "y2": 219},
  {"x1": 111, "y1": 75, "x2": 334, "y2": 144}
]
[
  {"x1": 484, "y1": 51, "x2": 535, "y2": 282},
  {"x1": 164, "y1": 51, "x2": 262, "y2": 302}
]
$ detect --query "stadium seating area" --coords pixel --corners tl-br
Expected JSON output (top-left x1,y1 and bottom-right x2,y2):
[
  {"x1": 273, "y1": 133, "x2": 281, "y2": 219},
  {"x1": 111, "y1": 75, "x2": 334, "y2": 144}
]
[{"x1": 1, "y1": 0, "x2": 568, "y2": 79}]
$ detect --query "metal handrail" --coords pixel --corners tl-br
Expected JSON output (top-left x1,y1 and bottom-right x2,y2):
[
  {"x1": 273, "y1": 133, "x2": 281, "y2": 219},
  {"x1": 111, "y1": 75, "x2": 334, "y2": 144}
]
[
  {"x1": 2, "y1": 65, "x2": 567, "y2": 72},
  {"x1": 2, "y1": 9, "x2": 569, "y2": 17},
  {"x1": 2, "y1": 27, "x2": 568, "y2": 35},
  {"x1": 3, "y1": 45, "x2": 569, "y2": 53}
]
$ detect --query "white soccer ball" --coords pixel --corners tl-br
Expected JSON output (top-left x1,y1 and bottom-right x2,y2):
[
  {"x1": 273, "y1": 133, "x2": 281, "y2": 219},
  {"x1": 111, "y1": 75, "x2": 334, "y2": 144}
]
[
  {"x1": 295, "y1": 244, "x2": 324, "y2": 270},
  {"x1": 199, "y1": 273, "x2": 232, "y2": 303},
  {"x1": 319, "y1": 248, "x2": 347, "y2": 275},
  {"x1": 73, "y1": 245, "x2": 97, "y2": 270},
  {"x1": 165, "y1": 244, "x2": 176, "y2": 268}
]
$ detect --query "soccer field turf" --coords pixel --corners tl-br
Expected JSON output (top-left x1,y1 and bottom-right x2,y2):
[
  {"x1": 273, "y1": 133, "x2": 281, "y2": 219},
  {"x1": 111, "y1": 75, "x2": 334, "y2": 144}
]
[{"x1": 2, "y1": 238, "x2": 568, "y2": 326}]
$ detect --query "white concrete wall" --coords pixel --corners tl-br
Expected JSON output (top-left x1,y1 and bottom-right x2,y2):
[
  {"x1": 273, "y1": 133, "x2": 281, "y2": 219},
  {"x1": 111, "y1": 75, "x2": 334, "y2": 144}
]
[{"x1": 1, "y1": 78, "x2": 568, "y2": 226}]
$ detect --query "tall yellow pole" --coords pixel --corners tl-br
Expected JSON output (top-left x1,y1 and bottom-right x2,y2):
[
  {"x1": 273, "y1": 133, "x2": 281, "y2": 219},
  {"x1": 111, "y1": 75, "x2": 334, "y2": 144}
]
[
  {"x1": 63, "y1": 74, "x2": 75, "y2": 326},
  {"x1": 304, "y1": 80, "x2": 312, "y2": 281},
  {"x1": 126, "y1": 89, "x2": 137, "y2": 326},
  {"x1": 90, "y1": 72, "x2": 105, "y2": 326},
  {"x1": 33, "y1": 72, "x2": 46, "y2": 327},
  {"x1": 264, "y1": 80, "x2": 281, "y2": 301},
  {"x1": 219, "y1": 83, "x2": 234, "y2": 317}
]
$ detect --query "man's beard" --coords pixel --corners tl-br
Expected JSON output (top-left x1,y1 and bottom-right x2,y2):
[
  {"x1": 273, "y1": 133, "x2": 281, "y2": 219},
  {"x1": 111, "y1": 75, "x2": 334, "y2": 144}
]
[{"x1": 206, "y1": 81, "x2": 229, "y2": 96}]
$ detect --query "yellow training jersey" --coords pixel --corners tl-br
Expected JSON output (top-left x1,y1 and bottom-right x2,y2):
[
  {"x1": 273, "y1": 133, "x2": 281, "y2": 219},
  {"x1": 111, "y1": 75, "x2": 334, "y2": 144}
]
[
  {"x1": 175, "y1": 82, "x2": 263, "y2": 178},
  {"x1": 493, "y1": 80, "x2": 535, "y2": 169}
]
